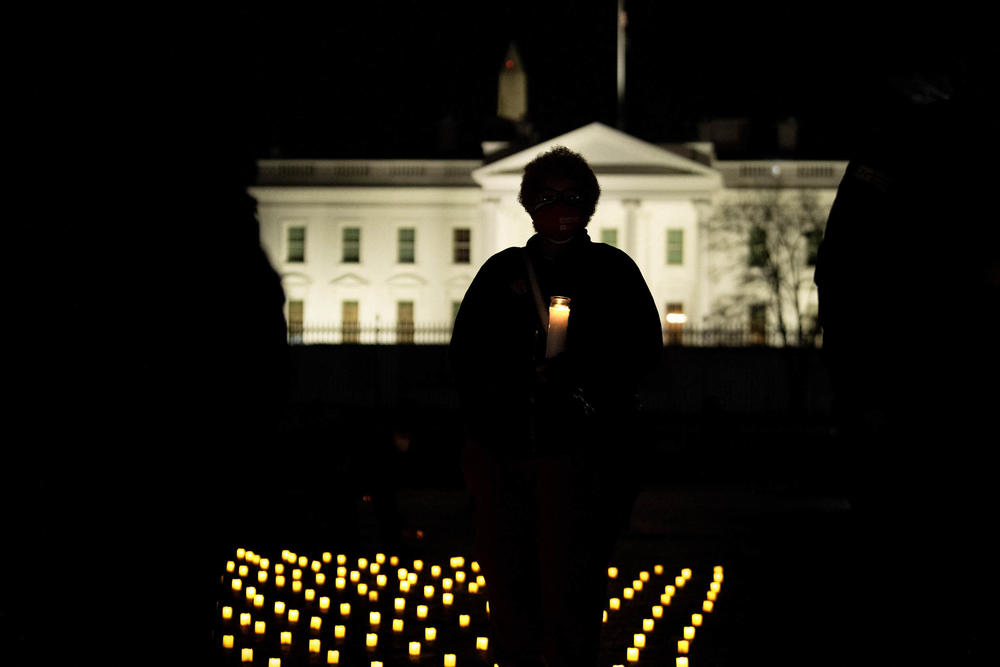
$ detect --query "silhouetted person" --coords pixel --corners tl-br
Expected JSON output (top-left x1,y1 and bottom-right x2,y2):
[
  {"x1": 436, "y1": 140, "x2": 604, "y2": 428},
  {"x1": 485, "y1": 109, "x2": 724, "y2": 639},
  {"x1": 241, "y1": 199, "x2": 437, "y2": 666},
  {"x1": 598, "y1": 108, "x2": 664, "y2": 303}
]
[
  {"x1": 815, "y1": 45, "x2": 998, "y2": 665},
  {"x1": 450, "y1": 146, "x2": 662, "y2": 667}
]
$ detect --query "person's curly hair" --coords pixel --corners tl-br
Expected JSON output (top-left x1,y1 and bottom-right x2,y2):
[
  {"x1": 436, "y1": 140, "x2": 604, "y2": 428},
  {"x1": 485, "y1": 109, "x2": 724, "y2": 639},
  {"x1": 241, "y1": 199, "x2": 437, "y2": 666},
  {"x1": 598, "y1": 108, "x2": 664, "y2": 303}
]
[{"x1": 518, "y1": 146, "x2": 601, "y2": 222}]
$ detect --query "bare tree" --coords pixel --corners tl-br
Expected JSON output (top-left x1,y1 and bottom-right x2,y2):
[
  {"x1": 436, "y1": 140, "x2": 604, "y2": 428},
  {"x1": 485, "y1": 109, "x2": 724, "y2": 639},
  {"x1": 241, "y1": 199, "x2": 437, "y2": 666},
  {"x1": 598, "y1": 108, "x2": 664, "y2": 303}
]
[{"x1": 703, "y1": 188, "x2": 829, "y2": 346}]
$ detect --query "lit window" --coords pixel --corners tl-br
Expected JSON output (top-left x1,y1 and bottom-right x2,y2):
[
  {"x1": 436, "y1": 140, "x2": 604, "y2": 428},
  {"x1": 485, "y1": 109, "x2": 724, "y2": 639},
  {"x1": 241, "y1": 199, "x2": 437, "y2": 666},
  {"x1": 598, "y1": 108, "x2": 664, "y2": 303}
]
[
  {"x1": 398, "y1": 228, "x2": 416, "y2": 264},
  {"x1": 287, "y1": 226, "x2": 306, "y2": 263},
  {"x1": 453, "y1": 228, "x2": 470, "y2": 264},
  {"x1": 601, "y1": 228, "x2": 618, "y2": 247},
  {"x1": 665, "y1": 302, "x2": 685, "y2": 345},
  {"x1": 397, "y1": 301, "x2": 414, "y2": 344},
  {"x1": 343, "y1": 227, "x2": 360, "y2": 263},
  {"x1": 666, "y1": 229, "x2": 683, "y2": 265},
  {"x1": 749, "y1": 303, "x2": 767, "y2": 344},
  {"x1": 288, "y1": 300, "x2": 304, "y2": 344},
  {"x1": 342, "y1": 301, "x2": 359, "y2": 344}
]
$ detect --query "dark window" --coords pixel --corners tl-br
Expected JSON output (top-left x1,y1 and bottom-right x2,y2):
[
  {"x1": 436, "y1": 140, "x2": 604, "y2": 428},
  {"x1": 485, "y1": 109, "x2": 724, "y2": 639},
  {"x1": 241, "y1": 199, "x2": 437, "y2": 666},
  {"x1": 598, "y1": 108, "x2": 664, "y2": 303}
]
[
  {"x1": 343, "y1": 227, "x2": 360, "y2": 263},
  {"x1": 398, "y1": 228, "x2": 415, "y2": 264},
  {"x1": 453, "y1": 228, "x2": 470, "y2": 264},
  {"x1": 748, "y1": 227, "x2": 769, "y2": 267},
  {"x1": 667, "y1": 229, "x2": 684, "y2": 265},
  {"x1": 287, "y1": 226, "x2": 305, "y2": 263}
]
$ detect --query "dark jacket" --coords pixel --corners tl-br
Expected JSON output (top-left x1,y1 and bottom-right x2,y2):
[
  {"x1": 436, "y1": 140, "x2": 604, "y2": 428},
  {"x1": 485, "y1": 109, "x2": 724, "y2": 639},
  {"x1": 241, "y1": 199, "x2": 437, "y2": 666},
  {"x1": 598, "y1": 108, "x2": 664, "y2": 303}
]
[{"x1": 449, "y1": 230, "x2": 663, "y2": 456}]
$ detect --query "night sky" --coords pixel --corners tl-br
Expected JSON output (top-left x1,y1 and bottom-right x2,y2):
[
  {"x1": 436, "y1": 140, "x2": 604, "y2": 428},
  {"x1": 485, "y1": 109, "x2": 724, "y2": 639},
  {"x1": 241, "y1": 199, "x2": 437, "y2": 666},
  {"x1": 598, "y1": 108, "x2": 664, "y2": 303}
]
[{"x1": 182, "y1": 3, "x2": 990, "y2": 162}]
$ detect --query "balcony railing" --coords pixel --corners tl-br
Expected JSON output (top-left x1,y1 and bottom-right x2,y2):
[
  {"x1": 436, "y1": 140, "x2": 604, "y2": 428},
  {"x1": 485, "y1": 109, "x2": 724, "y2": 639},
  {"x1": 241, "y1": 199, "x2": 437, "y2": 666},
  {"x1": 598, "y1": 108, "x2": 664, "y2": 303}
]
[{"x1": 287, "y1": 323, "x2": 822, "y2": 347}]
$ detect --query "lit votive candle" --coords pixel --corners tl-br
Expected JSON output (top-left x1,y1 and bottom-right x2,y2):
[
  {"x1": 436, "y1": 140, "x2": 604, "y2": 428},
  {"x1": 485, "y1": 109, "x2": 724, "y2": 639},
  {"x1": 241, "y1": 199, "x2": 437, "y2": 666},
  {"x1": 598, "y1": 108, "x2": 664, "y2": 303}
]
[
  {"x1": 665, "y1": 585, "x2": 676, "y2": 596},
  {"x1": 316, "y1": 573, "x2": 326, "y2": 586},
  {"x1": 337, "y1": 566, "x2": 347, "y2": 577},
  {"x1": 692, "y1": 613, "x2": 703, "y2": 626},
  {"x1": 431, "y1": 565, "x2": 442, "y2": 578},
  {"x1": 319, "y1": 597, "x2": 331, "y2": 611},
  {"x1": 312, "y1": 560, "x2": 321, "y2": 572},
  {"x1": 237, "y1": 548, "x2": 247, "y2": 559},
  {"x1": 639, "y1": 571, "x2": 650, "y2": 582},
  {"x1": 335, "y1": 577, "x2": 346, "y2": 590},
  {"x1": 310, "y1": 616, "x2": 322, "y2": 631},
  {"x1": 337, "y1": 554, "x2": 347, "y2": 565},
  {"x1": 390, "y1": 556, "x2": 398, "y2": 566},
  {"x1": 467, "y1": 582, "x2": 479, "y2": 594},
  {"x1": 455, "y1": 571, "x2": 466, "y2": 583},
  {"x1": 424, "y1": 585, "x2": 435, "y2": 599},
  {"x1": 425, "y1": 627, "x2": 437, "y2": 641},
  {"x1": 392, "y1": 619, "x2": 404, "y2": 633},
  {"x1": 369, "y1": 591, "x2": 379, "y2": 602},
  {"x1": 626, "y1": 647, "x2": 639, "y2": 662},
  {"x1": 299, "y1": 556, "x2": 308, "y2": 568},
  {"x1": 288, "y1": 609, "x2": 300, "y2": 624},
  {"x1": 442, "y1": 578, "x2": 453, "y2": 591},
  {"x1": 254, "y1": 594, "x2": 265, "y2": 608},
  {"x1": 350, "y1": 571, "x2": 361, "y2": 583},
  {"x1": 227, "y1": 561, "x2": 236, "y2": 573},
  {"x1": 710, "y1": 581, "x2": 721, "y2": 593},
  {"x1": 682, "y1": 568, "x2": 692, "y2": 580},
  {"x1": 655, "y1": 564, "x2": 664, "y2": 575},
  {"x1": 327, "y1": 649, "x2": 339, "y2": 664},
  {"x1": 275, "y1": 601, "x2": 285, "y2": 616},
  {"x1": 409, "y1": 641, "x2": 421, "y2": 656},
  {"x1": 471, "y1": 561, "x2": 480, "y2": 573},
  {"x1": 683, "y1": 626, "x2": 695, "y2": 640},
  {"x1": 660, "y1": 593, "x2": 672, "y2": 605},
  {"x1": 602, "y1": 610, "x2": 607, "y2": 623},
  {"x1": 608, "y1": 567, "x2": 619, "y2": 579},
  {"x1": 397, "y1": 568, "x2": 408, "y2": 581},
  {"x1": 258, "y1": 571, "x2": 268, "y2": 584},
  {"x1": 222, "y1": 606, "x2": 233, "y2": 620},
  {"x1": 459, "y1": 614, "x2": 470, "y2": 628},
  {"x1": 413, "y1": 560, "x2": 424, "y2": 572},
  {"x1": 417, "y1": 605, "x2": 428, "y2": 619},
  {"x1": 400, "y1": 581, "x2": 411, "y2": 594},
  {"x1": 239, "y1": 565, "x2": 249, "y2": 577},
  {"x1": 223, "y1": 635, "x2": 234, "y2": 649},
  {"x1": 652, "y1": 605, "x2": 663, "y2": 618},
  {"x1": 703, "y1": 600, "x2": 714, "y2": 612},
  {"x1": 334, "y1": 625, "x2": 346, "y2": 639},
  {"x1": 280, "y1": 631, "x2": 292, "y2": 645},
  {"x1": 476, "y1": 575, "x2": 486, "y2": 587},
  {"x1": 291, "y1": 580, "x2": 303, "y2": 594},
  {"x1": 305, "y1": 589, "x2": 316, "y2": 601},
  {"x1": 442, "y1": 593, "x2": 454, "y2": 606},
  {"x1": 358, "y1": 557, "x2": 368, "y2": 569},
  {"x1": 276, "y1": 564, "x2": 285, "y2": 574},
  {"x1": 633, "y1": 580, "x2": 643, "y2": 591},
  {"x1": 309, "y1": 638, "x2": 321, "y2": 653},
  {"x1": 246, "y1": 586, "x2": 257, "y2": 601},
  {"x1": 241, "y1": 648, "x2": 253, "y2": 663},
  {"x1": 366, "y1": 633, "x2": 378, "y2": 648},
  {"x1": 395, "y1": 597, "x2": 406, "y2": 612},
  {"x1": 707, "y1": 590, "x2": 717, "y2": 601},
  {"x1": 240, "y1": 613, "x2": 251, "y2": 628},
  {"x1": 633, "y1": 634, "x2": 646, "y2": 648},
  {"x1": 642, "y1": 618, "x2": 654, "y2": 632},
  {"x1": 323, "y1": 552, "x2": 332, "y2": 563},
  {"x1": 293, "y1": 569, "x2": 302, "y2": 581},
  {"x1": 340, "y1": 603, "x2": 351, "y2": 617},
  {"x1": 232, "y1": 579, "x2": 243, "y2": 593},
  {"x1": 476, "y1": 636, "x2": 488, "y2": 651},
  {"x1": 376, "y1": 553, "x2": 386, "y2": 564},
  {"x1": 444, "y1": 654, "x2": 456, "y2": 667},
  {"x1": 610, "y1": 598, "x2": 621, "y2": 610},
  {"x1": 358, "y1": 583, "x2": 368, "y2": 596},
  {"x1": 675, "y1": 576, "x2": 685, "y2": 587},
  {"x1": 276, "y1": 575, "x2": 286, "y2": 588},
  {"x1": 623, "y1": 588, "x2": 634, "y2": 599},
  {"x1": 678, "y1": 640, "x2": 690, "y2": 654},
  {"x1": 377, "y1": 574, "x2": 387, "y2": 588},
  {"x1": 370, "y1": 611, "x2": 381, "y2": 626}
]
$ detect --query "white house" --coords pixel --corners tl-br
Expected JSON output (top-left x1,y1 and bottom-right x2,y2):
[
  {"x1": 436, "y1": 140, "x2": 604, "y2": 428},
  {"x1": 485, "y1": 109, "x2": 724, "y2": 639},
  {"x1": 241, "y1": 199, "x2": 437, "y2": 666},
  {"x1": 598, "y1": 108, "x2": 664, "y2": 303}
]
[{"x1": 250, "y1": 122, "x2": 845, "y2": 344}]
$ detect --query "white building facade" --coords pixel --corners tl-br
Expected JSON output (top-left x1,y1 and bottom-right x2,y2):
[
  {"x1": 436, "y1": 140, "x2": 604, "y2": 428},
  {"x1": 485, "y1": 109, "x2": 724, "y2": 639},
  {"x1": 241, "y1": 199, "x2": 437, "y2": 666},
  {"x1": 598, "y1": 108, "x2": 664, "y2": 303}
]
[{"x1": 250, "y1": 123, "x2": 845, "y2": 344}]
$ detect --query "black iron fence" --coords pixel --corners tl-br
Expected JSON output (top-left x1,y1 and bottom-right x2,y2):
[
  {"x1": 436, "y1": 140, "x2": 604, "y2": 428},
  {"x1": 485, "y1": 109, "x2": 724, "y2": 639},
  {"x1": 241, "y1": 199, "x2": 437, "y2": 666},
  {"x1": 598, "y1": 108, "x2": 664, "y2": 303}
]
[{"x1": 288, "y1": 323, "x2": 823, "y2": 348}]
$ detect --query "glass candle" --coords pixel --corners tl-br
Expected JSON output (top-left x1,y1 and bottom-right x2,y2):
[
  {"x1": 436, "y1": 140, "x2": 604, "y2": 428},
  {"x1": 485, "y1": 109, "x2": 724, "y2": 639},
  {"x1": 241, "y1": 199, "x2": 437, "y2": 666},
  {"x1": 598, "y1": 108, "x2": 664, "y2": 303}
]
[
  {"x1": 322, "y1": 552, "x2": 332, "y2": 564},
  {"x1": 335, "y1": 578, "x2": 346, "y2": 590},
  {"x1": 276, "y1": 576, "x2": 286, "y2": 588},
  {"x1": 292, "y1": 581, "x2": 302, "y2": 593},
  {"x1": 334, "y1": 625, "x2": 346, "y2": 639},
  {"x1": 392, "y1": 619, "x2": 404, "y2": 633},
  {"x1": 400, "y1": 581, "x2": 411, "y2": 594},
  {"x1": 654, "y1": 564, "x2": 664, "y2": 575},
  {"x1": 459, "y1": 614, "x2": 470, "y2": 628},
  {"x1": 546, "y1": 296, "x2": 571, "y2": 358},
  {"x1": 413, "y1": 560, "x2": 423, "y2": 572},
  {"x1": 376, "y1": 574, "x2": 387, "y2": 588},
  {"x1": 409, "y1": 641, "x2": 421, "y2": 656},
  {"x1": 358, "y1": 557, "x2": 368, "y2": 569},
  {"x1": 467, "y1": 582, "x2": 479, "y2": 594},
  {"x1": 707, "y1": 590, "x2": 717, "y2": 601},
  {"x1": 365, "y1": 633, "x2": 377, "y2": 648},
  {"x1": 276, "y1": 564, "x2": 285, "y2": 575},
  {"x1": 232, "y1": 579, "x2": 243, "y2": 592},
  {"x1": 369, "y1": 591, "x2": 379, "y2": 602},
  {"x1": 298, "y1": 556, "x2": 308, "y2": 568},
  {"x1": 395, "y1": 598, "x2": 406, "y2": 612},
  {"x1": 222, "y1": 635, "x2": 234, "y2": 649},
  {"x1": 246, "y1": 586, "x2": 257, "y2": 601},
  {"x1": 275, "y1": 601, "x2": 285, "y2": 615},
  {"x1": 442, "y1": 593, "x2": 453, "y2": 606},
  {"x1": 692, "y1": 613, "x2": 703, "y2": 626},
  {"x1": 312, "y1": 560, "x2": 321, "y2": 572},
  {"x1": 305, "y1": 589, "x2": 316, "y2": 601},
  {"x1": 442, "y1": 578, "x2": 453, "y2": 591},
  {"x1": 431, "y1": 565, "x2": 442, "y2": 578},
  {"x1": 310, "y1": 616, "x2": 322, "y2": 631},
  {"x1": 678, "y1": 640, "x2": 690, "y2": 654},
  {"x1": 337, "y1": 554, "x2": 347, "y2": 565},
  {"x1": 239, "y1": 565, "x2": 249, "y2": 577},
  {"x1": 710, "y1": 581, "x2": 721, "y2": 593},
  {"x1": 237, "y1": 548, "x2": 246, "y2": 560},
  {"x1": 241, "y1": 648, "x2": 253, "y2": 663},
  {"x1": 240, "y1": 613, "x2": 251, "y2": 628},
  {"x1": 390, "y1": 556, "x2": 398, "y2": 567},
  {"x1": 471, "y1": 561, "x2": 480, "y2": 573},
  {"x1": 675, "y1": 576, "x2": 685, "y2": 587},
  {"x1": 227, "y1": 561, "x2": 236, "y2": 573},
  {"x1": 370, "y1": 611, "x2": 381, "y2": 625},
  {"x1": 337, "y1": 567, "x2": 347, "y2": 577},
  {"x1": 319, "y1": 597, "x2": 330, "y2": 611},
  {"x1": 417, "y1": 605, "x2": 428, "y2": 619},
  {"x1": 642, "y1": 618, "x2": 654, "y2": 632},
  {"x1": 623, "y1": 588, "x2": 634, "y2": 599},
  {"x1": 626, "y1": 647, "x2": 639, "y2": 662},
  {"x1": 703, "y1": 600, "x2": 714, "y2": 612},
  {"x1": 633, "y1": 633, "x2": 646, "y2": 648},
  {"x1": 602, "y1": 610, "x2": 607, "y2": 623},
  {"x1": 358, "y1": 583, "x2": 368, "y2": 596},
  {"x1": 665, "y1": 585, "x2": 676, "y2": 596},
  {"x1": 280, "y1": 631, "x2": 292, "y2": 645},
  {"x1": 350, "y1": 571, "x2": 361, "y2": 583},
  {"x1": 254, "y1": 595, "x2": 264, "y2": 608},
  {"x1": 683, "y1": 626, "x2": 695, "y2": 640},
  {"x1": 340, "y1": 603, "x2": 351, "y2": 617},
  {"x1": 455, "y1": 571, "x2": 466, "y2": 583},
  {"x1": 476, "y1": 636, "x2": 488, "y2": 651},
  {"x1": 610, "y1": 598, "x2": 621, "y2": 610},
  {"x1": 309, "y1": 638, "x2": 320, "y2": 653},
  {"x1": 293, "y1": 569, "x2": 302, "y2": 581},
  {"x1": 444, "y1": 655, "x2": 456, "y2": 667},
  {"x1": 376, "y1": 553, "x2": 386, "y2": 564},
  {"x1": 424, "y1": 585, "x2": 435, "y2": 599},
  {"x1": 682, "y1": 568, "x2": 692, "y2": 580},
  {"x1": 222, "y1": 606, "x2": 233, "y2": 620},
  {"x1": 652, "y1": 605, "x2": 663, "y2": 618},
  {"x1": 425, "y1": 627, "x2": 436, "y2": 641},
  {"x1": 258, "y1": 571, "x2": 268, "y2": 584},
  {"x1": 327, "y1": 649, "x2": 339, "y2": 664},
  {"x1": 288, "y1": 609, "x2": 299, "y2": 624},
  {"x1": 316, "y1": 573, "x2": 326, "y2": 586},
  {"x1": 608, "y1": 567, "x2": 618, "y2": 579},
  {"x1": 639, "y1": 571, "x2": 650, "y2": 582},
  {"x1": 369, "y1": 563, "x2": 380, "y2": 575},
  {"x1": 476, "y1": 576, "x2": 486, "y2": 587},
  {"x1": 660, "y1": 593, "x2": 672, "y2": 605}
]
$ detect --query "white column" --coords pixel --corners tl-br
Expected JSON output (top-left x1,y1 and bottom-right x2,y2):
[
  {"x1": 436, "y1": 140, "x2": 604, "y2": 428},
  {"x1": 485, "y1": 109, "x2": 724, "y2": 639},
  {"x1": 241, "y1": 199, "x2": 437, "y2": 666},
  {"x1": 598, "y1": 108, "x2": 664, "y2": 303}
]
[
  {"x1": 481, "y1": 196, "x2": 501, "y2": 258},
  {"x1": 622, "y1": 198, "x2": 641, "y2": 263},
  {"x1": 692, "y1": 198, "x2": 714, "y2": 327}
]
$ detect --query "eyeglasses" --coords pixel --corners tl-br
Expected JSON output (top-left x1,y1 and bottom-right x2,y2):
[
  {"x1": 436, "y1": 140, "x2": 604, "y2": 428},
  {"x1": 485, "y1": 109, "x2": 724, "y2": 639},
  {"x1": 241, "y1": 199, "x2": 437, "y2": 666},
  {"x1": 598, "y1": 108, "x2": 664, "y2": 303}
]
[{"x1": 533, "y1": 190, "x2": 584, "y2": 211}]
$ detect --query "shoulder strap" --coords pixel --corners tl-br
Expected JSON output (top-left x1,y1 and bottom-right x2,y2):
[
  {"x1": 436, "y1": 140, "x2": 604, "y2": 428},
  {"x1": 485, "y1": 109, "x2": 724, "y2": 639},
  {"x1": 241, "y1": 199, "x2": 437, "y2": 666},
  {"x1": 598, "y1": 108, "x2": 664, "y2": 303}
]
[{"x1": 520, "y1": 247, "x2": 548, "y2": 330}]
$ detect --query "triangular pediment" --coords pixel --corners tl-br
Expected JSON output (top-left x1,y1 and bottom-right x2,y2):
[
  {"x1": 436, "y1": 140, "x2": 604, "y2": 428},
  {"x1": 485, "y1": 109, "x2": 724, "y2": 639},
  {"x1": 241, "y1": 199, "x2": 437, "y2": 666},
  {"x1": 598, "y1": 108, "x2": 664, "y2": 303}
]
[
  {"x1": 330, "y1": 273, "x2": 370, "y2": 287},
  {"x1": 473, "y1": 122, "x2": 720, "y2": 188},
  {"x1": 386, "y1": 273, "x2": 428, "y2": 287}
]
